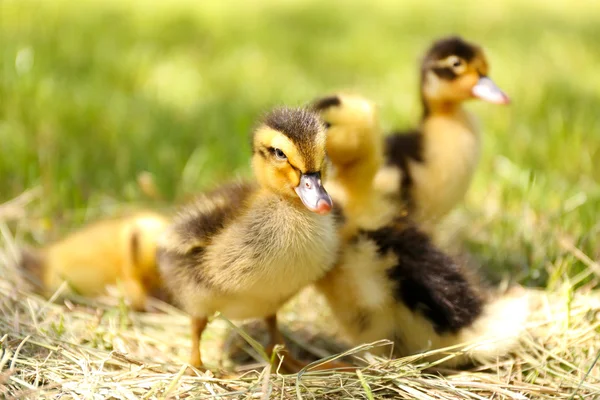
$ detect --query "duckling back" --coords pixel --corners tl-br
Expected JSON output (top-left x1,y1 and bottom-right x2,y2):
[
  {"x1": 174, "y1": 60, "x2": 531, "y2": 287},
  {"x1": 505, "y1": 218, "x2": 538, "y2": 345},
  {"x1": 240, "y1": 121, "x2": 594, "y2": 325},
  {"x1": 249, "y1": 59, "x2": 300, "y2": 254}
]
[
  {"x1": 19, "y1": 211, "x2": 169, "y2": 310},
  {"x1": 317, "y1": 218, "x2": 529, "y2": 367},
  {"x1": 42, "y1": 218, "x2": 133, "y2": 295}
]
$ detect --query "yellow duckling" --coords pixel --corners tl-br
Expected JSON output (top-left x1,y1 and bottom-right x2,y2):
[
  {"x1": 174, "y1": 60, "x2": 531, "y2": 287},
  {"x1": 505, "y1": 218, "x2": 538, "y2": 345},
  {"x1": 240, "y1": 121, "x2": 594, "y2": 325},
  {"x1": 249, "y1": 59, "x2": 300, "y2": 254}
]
[
  {"x1": 313, "y1": 93, "x2": 528, "y2": 368},
  {"x1": 374, "y1": 36, "x2": 510, "y2": 226},
  {"x1": 157, "y1": 107, "x2": 339, "y2": 370},
  {"x1": 311, "y1": 94, "x2": 399, "y2": 235},
  {"x1": 19, "y1": 212, "x2": 170, "y2": 311}
]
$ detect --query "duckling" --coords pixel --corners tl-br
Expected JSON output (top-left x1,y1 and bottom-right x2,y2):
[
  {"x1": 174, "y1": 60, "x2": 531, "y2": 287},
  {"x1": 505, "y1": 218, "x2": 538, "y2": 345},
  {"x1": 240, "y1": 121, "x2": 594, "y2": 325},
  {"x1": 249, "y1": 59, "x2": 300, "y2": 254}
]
[
  {"x1": 313, "y1": 93, "x2": 527, "y2": 368},
  {"x1": 311, "y1": 94, "x2": 399, "y2": 232},
  {"x1": 19, "y1": 212, "x2": 170, "y2": 311},
  {"x1": 157, "y1": 107, "x2": 339, "y2": 371},
  {"x1": 374, "y1": 36, "x2": 510, "y2": 226},
  {"x1": 315, "y1": 219, "x2": 529, "y2": 368}
]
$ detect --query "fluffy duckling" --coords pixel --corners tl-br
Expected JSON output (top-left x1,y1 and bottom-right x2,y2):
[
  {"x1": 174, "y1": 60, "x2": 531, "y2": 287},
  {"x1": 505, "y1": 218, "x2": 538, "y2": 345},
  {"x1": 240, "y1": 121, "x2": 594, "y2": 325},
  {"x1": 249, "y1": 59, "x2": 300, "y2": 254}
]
[
  {"x1": 19, "y1": 212, "x2": 170, "y2": 311},
  {"x1": 374, "y1": 36, "x2": 510, "y2": 225},
  {"x1": 316, "y1": 219, "x2": 529, "y2": 368},
  {"x1": 157, "y1": 107, "x2": 339, "y2": 370},
  {"x1": 311, "y1": 94, "x2": 399, "y2": 232},
  {"x1": 313, "y1": 94, "x2": 528, "y2": 368}
]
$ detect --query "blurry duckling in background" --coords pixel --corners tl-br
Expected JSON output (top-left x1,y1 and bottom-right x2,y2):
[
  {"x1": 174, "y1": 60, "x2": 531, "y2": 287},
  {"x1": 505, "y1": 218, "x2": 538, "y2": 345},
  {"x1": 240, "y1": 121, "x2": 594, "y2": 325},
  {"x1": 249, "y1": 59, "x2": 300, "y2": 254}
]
[
  {"x1": 374, "y1": 36, "x2": 510, "y2": 226},
  {"x1": 313, "y1": 93, "x2": 528, "y2": 368},
  {"x1": 157, "y1": 107, "x2": 339, "y2": 371},
  {"x1": 311, "y1": 94, "x2": 399, "y2": 232},
  {"x1": 19, "y1": 212, "x2": 170, "y2": 311}
]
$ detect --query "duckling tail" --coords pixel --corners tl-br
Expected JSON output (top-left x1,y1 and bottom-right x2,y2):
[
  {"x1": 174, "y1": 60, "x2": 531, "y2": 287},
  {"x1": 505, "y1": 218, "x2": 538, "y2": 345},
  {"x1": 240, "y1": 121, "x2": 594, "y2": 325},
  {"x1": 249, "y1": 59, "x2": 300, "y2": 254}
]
[
  {"x1": 456, "y1": 286, "x2": 531, "y2": 365},
  {"x1": 17, "y1": 246, "x2": 46, "y2": 292}
]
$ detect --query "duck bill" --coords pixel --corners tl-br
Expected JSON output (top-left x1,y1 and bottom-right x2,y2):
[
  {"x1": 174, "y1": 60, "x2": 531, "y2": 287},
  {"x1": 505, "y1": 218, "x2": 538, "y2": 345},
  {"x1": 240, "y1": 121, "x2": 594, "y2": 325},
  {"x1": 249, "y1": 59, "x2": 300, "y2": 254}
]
[
  {"x1": 294, "y1": 172, "x2": 333, "y2": 215},
  {"x1": 472, "y1": 77, "x2": 510, "y2": 104}
]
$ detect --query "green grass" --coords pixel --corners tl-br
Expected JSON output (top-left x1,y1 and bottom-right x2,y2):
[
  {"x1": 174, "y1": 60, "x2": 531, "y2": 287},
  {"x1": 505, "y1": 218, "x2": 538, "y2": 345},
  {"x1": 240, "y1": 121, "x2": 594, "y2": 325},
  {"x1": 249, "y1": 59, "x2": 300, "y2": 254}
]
[
  {"x1": 1, "y1": 0, "x2": 599, "y2": 282},
  {"x1": 1, "y1": 1, "x2": 600, "y2": 398}
]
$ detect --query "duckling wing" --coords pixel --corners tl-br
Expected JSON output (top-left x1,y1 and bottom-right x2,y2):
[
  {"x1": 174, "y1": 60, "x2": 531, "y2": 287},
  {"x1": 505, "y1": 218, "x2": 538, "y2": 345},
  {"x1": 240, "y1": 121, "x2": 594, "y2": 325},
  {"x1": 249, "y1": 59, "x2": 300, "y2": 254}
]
[
  {"x1": 365, "y1": 224, "x2": 484, "y2": 334},
  {"x1": 156, "y1": 181, "x2": 256, "y2": 291},
  {"x1": 378, "y1": 130, "x2": 424, "y2": 206}
]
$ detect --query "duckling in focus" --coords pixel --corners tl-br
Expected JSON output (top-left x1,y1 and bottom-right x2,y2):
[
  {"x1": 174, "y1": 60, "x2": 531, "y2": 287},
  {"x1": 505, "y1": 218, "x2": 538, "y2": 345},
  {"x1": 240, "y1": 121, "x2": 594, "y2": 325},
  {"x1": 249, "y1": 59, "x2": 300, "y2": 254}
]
[
  {"x1": 316, "y1": 218, "x2": 529, "y2": 368},
  {"x1": 313, "y1": 93, "x2": 528, "y2": 368},
  {"x1": 157, "y1": 107, "x2": 339, "y2": 371},
  {"x1": 19, "y1": 212, "x2": 170, "y2": 311},
  {"x1": 374, "y1": 36, "x2": 510, "y2": 226},
  {"x1": 311, "y1": 94, "x2": 399, "y2": 232}
]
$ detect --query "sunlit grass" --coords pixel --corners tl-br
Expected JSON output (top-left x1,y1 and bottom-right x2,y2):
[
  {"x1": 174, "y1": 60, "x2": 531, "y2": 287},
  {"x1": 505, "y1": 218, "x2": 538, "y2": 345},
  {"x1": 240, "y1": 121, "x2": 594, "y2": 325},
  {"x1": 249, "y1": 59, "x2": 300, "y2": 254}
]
[{"x1": 1, "y1": 0, "x2": 600, "y2": 398}]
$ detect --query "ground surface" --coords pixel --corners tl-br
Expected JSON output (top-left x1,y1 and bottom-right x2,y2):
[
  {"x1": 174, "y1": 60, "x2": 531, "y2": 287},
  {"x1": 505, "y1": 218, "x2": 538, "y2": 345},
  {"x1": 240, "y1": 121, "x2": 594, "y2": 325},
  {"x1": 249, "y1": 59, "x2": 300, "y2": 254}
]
[{"x1": 0, "y1": 0, "x2": 599, "y2": 398}]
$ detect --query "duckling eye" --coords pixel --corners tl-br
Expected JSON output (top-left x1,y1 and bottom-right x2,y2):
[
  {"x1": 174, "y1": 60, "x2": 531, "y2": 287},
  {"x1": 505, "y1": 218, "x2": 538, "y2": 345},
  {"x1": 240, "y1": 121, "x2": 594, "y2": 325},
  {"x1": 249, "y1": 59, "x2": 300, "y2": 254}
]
[
  {"x1": 272, "y1": 148, "x2": 287, "y2": 160},
  {"x1": 323, "y1": 121, "x2": 332, "y2": 129},
  {"x1": 448, "y1": 56, "x2": 464, "y2": 70}
]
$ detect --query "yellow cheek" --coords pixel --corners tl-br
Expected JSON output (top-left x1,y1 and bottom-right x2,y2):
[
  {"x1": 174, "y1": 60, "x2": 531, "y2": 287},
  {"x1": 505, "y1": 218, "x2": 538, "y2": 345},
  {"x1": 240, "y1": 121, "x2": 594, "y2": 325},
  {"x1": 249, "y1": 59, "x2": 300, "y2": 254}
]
[
  {"x1": 285, "y1": 167, "x2": 300, "y2": 187},
  {"x1": 461, "y1": 72, "x2": 480, "y2": 90}
]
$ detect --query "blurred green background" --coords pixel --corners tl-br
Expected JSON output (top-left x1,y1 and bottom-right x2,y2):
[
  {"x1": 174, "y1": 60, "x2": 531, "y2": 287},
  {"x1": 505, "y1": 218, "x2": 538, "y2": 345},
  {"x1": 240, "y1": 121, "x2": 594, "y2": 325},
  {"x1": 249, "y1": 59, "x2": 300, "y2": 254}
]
[{"x1": 1, "y1": 0, "x2": 599, "y2": 286}]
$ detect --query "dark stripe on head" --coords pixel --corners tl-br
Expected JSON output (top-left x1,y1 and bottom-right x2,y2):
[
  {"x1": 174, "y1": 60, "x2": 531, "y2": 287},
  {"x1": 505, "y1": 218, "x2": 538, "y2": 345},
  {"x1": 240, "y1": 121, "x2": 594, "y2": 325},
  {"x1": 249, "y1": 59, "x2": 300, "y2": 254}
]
[
  {"x1": 258, "y1": 148, "x2": 269, "y2": 159},
  {"x1": 419, "y1": 36, "x2": 479, "y2": 117},
  {"x1": 259, "y1": 107, "x2": 325, "y2": 171},
  {"x1": 424, "y1": 36, "x2": 478, "y2": 63},
  {"x1": 432, "y1": 67, "x2": 457, "y2": 80},
  {"x1": 311, "y1": 95, "x2": 341, "y2": 111},
  {"x1": 361, "y1": 222, "x2": 484, "y2": 334},
  {"x1": 262, "y1": 107, "x2": 324, "y2": 146}
]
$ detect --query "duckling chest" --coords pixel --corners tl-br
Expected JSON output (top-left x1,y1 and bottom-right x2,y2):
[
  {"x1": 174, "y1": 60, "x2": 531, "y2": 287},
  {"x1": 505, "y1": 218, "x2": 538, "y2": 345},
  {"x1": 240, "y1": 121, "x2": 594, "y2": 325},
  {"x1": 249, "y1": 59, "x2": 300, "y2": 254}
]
[
  {"x1": 206, "y1": 204, "x2": 339, "y2": 299},
  {"x1": 410, "y1": 113, "x2": 481, "y2": 219}
]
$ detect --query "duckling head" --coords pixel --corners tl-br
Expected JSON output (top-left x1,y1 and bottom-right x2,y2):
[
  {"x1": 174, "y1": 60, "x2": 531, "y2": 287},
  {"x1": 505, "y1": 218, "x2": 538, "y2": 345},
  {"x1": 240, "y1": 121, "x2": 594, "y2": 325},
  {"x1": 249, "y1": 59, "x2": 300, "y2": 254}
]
[
  {"x1": 311, "y1": 93, "x2": 382, "y2": 173},
  {"x1": 420, "y1": 36, "x2": 510, "y2": 114},
  {"x1": 251, "y1": 107, "x2": 333, "y2": 215}
]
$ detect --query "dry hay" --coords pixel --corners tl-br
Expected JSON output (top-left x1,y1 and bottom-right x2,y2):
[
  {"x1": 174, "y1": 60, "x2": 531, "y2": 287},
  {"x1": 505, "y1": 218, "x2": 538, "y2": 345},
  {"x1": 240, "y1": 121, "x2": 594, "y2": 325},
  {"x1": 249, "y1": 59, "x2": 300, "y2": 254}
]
[{"x1": 0, "y1": 199, "x2": 599, "y2": 399}]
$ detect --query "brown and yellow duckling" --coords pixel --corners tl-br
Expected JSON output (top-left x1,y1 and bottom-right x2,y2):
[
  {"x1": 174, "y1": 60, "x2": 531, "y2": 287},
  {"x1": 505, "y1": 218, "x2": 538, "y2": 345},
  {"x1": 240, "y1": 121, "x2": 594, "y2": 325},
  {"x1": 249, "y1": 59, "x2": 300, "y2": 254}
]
[
  {"x1": 316, "y1": 219, "x2": 529, "y2": 368},
  {"x1": 374, "y1": 36, "x2": 510, "y2": 226},
  {"x1": 157, "y1": 107, "x2": 339, "y2": 371},
  {"x1": 313, "y1": 93, "x2": 528, "y2": 368},
  {"x1": 19, "y1": 212, "x2": 170, "y2": 311}
]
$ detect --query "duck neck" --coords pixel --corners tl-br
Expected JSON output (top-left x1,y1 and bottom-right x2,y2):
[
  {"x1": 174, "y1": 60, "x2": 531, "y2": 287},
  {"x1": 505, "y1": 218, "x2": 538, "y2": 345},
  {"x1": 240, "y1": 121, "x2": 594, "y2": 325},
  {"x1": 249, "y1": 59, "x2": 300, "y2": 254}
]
[
  {"x1": 336, "y1": 161, "x2": 379, "y2": 204},
  {"x1": 260, "y1": 188, "x2": 313, "y2": 214},
  {"x1": 420, "y1": 93, "x2": 464, "y2": 121},
  {"x1": 333, "y1": 162, "x2": 400, "y2": 229}
]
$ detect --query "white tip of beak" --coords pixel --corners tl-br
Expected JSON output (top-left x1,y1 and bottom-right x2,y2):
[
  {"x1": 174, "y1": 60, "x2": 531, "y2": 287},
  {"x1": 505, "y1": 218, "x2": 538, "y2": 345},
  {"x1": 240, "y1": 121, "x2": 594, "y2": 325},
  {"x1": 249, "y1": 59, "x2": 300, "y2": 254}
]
[{"x1": 472, "y1": 77, "x2": 510, "y2": 105}]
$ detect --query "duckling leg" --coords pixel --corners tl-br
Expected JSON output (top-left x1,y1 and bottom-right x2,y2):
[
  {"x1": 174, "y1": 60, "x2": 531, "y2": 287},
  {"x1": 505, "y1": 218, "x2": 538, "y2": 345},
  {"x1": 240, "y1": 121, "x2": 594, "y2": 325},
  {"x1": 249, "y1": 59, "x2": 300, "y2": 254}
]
[
  {"x1": 190, "y1": 317, "x2": 208, "y2": 370},
  {"x1": 264, "y1": 315, "x2": 302, "y2": 371},
  {"x1": 265, "y1": 314, "x2": 285, "y2": 355},
  {"x1": 264, "y1": 315, "x2": 356, "y2": 372}
]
